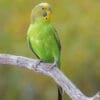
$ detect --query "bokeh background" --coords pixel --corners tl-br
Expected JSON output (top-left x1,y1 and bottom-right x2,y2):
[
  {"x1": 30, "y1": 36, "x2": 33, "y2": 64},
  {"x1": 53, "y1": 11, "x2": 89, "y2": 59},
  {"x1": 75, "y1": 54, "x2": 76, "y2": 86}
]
[{"x1": 0, "y1": 0, "x2": 100, "y2": 100}]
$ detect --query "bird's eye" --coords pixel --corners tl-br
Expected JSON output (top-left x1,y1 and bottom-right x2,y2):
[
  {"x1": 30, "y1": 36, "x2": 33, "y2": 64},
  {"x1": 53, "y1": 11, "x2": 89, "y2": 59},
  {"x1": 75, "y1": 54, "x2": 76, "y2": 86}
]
[
  {"x1": 48, "y1": 7, "x2": 52, "y2": 12},
  {"x1": 42, "y1": 7, "x2": 44, "y2": 10}
]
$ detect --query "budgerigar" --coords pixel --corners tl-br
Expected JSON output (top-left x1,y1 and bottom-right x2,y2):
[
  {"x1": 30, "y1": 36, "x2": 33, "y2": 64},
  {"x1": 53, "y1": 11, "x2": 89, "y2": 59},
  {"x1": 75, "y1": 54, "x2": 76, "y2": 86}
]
[{"x1": 27, "y1": 3, "x2": 62, "y2": 100}]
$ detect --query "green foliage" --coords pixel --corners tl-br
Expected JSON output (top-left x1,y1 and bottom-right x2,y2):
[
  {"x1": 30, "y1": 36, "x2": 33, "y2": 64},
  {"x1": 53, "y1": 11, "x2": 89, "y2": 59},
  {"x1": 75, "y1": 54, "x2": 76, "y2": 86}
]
[{"x1": 0, "y1": 0, "x2": 100, "y2": 100}]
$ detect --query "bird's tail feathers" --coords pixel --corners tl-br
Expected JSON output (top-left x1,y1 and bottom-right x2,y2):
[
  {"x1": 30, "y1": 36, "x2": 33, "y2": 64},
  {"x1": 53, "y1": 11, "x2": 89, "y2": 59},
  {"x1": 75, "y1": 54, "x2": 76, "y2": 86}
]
[{"x1": 58, "y1": 86, "x2": 63, "y2": 100}]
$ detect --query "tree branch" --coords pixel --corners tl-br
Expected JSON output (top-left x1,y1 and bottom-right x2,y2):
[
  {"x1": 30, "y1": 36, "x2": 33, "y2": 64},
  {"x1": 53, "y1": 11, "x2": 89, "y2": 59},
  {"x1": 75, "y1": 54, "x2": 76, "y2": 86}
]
[{"x1": 0, "y1": 54, "x2": 100, "y2": 100}]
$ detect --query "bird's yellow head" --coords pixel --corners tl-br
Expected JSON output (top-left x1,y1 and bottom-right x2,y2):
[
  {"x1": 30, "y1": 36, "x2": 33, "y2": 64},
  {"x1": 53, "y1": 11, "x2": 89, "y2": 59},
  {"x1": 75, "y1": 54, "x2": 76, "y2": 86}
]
[{"x1": 31, "y1": 3, "x2": 52, "y2": 23}]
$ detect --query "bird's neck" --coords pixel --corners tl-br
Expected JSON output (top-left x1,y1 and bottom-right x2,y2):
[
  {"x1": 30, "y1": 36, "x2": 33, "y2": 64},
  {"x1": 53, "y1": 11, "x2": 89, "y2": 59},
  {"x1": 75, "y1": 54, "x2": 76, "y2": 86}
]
[{"x1": 31, "y1": 17, "x2": 50, "y2": 24}]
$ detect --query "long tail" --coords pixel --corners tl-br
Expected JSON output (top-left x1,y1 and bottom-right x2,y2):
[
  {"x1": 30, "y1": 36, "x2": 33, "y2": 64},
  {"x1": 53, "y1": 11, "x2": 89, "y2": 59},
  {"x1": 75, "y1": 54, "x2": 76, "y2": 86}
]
[{"x1": 58, "y1": 86, "x2": 62, "y2": 100}]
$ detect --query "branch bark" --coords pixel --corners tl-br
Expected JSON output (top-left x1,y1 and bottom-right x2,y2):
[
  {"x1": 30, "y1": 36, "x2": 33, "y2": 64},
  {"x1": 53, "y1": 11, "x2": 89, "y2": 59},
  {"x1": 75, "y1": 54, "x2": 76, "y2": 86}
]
[{"x1": 0, "y1": 53, "x2": 100, "y2": 100}]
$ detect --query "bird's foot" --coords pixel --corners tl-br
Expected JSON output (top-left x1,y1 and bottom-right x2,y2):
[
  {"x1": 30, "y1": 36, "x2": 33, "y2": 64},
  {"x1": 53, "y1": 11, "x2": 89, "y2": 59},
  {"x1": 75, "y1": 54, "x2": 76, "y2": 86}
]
[
  {"x1": 52, "y1": 60, "x2": 57, "y2": 67},
  {"x1": 47, "y1": 60, "x2": 57, "y2": 70},
  {"x1": 33, "y1": 60, "x2": 43, "y2": 71}
]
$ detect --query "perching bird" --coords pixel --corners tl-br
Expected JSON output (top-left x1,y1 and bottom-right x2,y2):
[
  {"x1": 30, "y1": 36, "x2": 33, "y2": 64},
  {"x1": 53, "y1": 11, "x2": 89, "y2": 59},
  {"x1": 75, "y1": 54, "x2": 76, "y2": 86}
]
[{"x1": 27, "y1": 3, "x2": 62, "y2": 100}]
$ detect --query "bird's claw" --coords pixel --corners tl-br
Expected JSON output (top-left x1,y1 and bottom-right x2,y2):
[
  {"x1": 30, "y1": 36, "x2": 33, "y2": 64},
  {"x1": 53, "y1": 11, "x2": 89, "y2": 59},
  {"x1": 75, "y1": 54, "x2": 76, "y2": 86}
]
[
  {"x1": 33, "y1": 60, "x2": 44, "y2": 71},
  {"x1": 47, "y1": 60, "x2": 57, "y2": 70},
  {"x1": 34, "y1": 60, "x2": 42, "y2": 68}
]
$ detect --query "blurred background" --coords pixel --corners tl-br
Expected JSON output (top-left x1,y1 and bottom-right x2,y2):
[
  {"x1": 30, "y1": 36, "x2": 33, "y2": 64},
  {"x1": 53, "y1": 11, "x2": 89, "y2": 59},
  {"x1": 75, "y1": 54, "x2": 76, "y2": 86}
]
[{"x1": 0, "y1": 0, "x2": 100, "y2": 100}]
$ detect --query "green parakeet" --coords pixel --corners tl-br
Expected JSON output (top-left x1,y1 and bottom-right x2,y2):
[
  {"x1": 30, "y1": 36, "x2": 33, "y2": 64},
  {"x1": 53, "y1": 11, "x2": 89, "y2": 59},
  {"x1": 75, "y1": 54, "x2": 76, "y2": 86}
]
[{"x1": 27, "y1": 3, "x2": 62, "y2": 100}]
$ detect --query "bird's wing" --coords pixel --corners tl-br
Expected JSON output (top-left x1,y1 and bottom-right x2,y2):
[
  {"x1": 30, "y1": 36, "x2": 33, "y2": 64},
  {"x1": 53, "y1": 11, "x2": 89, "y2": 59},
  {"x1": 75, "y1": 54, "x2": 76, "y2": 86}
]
[
  {"x1": 28, "y1": 38, "x2": 40, "y2": 58},
  {"x1": 54, "y1": 29, "x2": 61, "y2": 51}
]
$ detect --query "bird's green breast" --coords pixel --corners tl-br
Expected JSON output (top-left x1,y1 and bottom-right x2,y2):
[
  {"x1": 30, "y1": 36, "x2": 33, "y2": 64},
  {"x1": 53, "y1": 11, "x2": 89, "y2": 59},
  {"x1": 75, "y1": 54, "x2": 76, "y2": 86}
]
[{"x1": 27, "y1": 19, "x2": 60, "y2": 67}]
